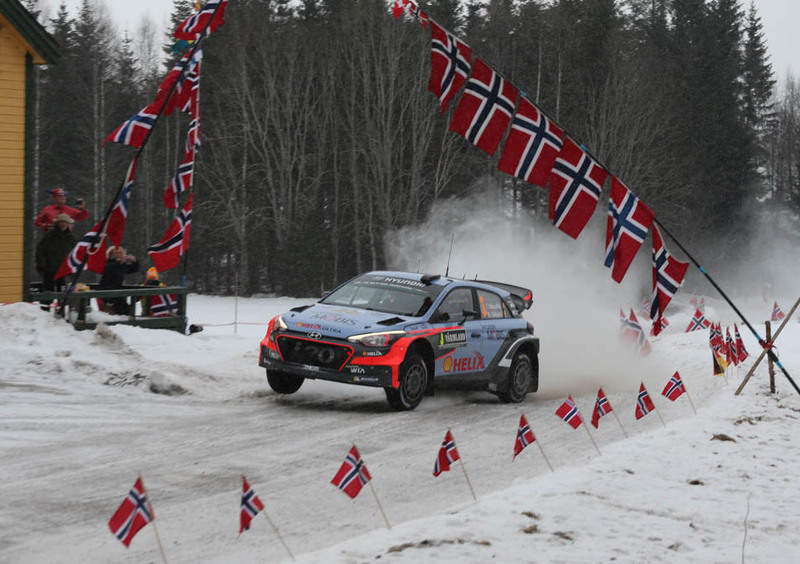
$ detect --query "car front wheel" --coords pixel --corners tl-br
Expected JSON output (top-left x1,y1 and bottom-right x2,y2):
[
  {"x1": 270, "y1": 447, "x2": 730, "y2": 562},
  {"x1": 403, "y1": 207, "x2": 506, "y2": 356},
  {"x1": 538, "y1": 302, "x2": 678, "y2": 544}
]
[
  {"x1": 266, "y1": 370, "x2": 304, "y2": 394},
  {"x1": 385, "y1": 352, "x2": 427, "y2": 411},
  {"x1": 498, "y1": 351, "x2": 532, "y2": 403}
]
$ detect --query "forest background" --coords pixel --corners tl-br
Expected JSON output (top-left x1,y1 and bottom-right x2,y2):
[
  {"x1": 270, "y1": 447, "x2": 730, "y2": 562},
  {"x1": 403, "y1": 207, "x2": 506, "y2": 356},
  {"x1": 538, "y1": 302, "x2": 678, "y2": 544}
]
[{"x1": 23, "y1": 0, "x2": 796, "y2": 297}]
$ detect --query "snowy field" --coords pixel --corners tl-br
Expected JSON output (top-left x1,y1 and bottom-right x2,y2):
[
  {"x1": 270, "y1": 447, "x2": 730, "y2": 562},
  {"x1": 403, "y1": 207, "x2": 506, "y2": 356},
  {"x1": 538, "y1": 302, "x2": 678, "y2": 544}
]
[{"x1": 1, "y1": 289, "x2": 799, "y2": 563}]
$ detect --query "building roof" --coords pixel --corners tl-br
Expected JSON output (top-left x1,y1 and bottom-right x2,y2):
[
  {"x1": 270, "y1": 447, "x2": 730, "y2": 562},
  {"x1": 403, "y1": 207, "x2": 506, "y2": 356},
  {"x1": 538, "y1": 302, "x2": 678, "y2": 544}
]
[{"x1": 0, "y1": 0, "x2": 59, "y2": 64}]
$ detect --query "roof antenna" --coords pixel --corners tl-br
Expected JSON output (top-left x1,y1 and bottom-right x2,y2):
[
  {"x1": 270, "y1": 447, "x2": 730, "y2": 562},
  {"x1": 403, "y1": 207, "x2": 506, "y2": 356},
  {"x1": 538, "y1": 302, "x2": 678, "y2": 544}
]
[{"x1": 445, "y1": 233, "x2": 454, "y2": 277}]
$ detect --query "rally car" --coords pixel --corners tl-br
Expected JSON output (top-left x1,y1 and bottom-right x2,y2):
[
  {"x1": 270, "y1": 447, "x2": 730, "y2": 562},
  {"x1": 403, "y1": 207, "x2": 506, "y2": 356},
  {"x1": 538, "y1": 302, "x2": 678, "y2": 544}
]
[{"x1": 259, "y1": 271, "x2": 539, "y2": 410}]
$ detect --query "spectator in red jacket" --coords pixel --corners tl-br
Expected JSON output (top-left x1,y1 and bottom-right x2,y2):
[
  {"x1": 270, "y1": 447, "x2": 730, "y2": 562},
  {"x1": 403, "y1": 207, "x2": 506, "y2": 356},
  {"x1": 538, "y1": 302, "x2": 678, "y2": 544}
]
[{"x1": 35, "y1": 188, "x2": 89, "y2": 232}]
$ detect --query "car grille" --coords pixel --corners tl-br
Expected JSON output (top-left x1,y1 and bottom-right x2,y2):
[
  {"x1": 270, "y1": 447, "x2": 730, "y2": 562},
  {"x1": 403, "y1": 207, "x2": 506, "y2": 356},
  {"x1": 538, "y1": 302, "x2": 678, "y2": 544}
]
[{"x1": 276, "y1": 336, "x2": 353, "y2": 370}]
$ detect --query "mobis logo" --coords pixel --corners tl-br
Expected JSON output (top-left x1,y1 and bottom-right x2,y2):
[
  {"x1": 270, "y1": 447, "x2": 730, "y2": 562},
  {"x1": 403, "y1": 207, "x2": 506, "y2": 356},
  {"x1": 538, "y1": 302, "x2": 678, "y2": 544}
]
[{"x1": 443, "y1": 352, "x2": 485, "y2": 373}]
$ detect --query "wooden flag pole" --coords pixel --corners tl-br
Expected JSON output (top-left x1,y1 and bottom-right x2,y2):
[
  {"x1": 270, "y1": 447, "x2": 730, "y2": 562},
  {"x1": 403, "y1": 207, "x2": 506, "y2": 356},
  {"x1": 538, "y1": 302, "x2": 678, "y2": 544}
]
[
  {"x1": 735, "y1": 296, "x2": 800, "y2": 394},
  {"x1": 367, "y1": 480, "x2": 392, "y2": 529},
  {"x1": 581, "y1": 422, "x2": 602, "y2": 455},
  {"x1": 534, "y1": 438, "x2": 555, "y2": 472},
  {"x1": 139, "y1": 475, "x2": 168, "y2": 564},
  {"x1": 260, "y1": 511, "x2": 295, "y2": 561},
  {"x1": 458, "y1": 459, "x2": 478, "y2": 501},
  {"x1": 611, "y1": 410, "x2": 629, "y2": 438},
  {"x1": 652, "y1": 403, "x2": 667, "y2": 428},
  {"x1": 684, "y1": 388, "x2": 698, "y2": 415}
]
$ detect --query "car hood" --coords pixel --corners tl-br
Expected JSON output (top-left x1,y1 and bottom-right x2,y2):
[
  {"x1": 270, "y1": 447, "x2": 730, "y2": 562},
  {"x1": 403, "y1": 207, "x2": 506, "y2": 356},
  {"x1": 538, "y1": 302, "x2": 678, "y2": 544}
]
[{"x1": 281, "y1": 303, "x2": 410, "y2": 339}]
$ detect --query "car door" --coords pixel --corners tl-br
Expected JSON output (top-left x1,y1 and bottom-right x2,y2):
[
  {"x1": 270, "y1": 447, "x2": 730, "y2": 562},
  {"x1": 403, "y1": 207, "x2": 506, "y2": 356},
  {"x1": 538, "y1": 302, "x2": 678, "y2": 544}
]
[
  {"x1": 430, "y1": 287, "x2": 486, "y2": 377},
  {"x1": 476, "y1": 289, "x2": 516, "y2": 366}
]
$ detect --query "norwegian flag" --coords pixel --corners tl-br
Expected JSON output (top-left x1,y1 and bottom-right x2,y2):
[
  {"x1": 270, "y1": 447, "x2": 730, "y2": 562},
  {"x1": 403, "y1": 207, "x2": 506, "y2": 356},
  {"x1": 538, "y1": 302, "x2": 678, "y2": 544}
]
[
  {"x1": 174, "y1": 0, "x2": 227, "y2": 40},
  {"x1": 449, "y1": 58, "x2": 518, "y2": 156},
  {"x1": 54, "y1": 220, "x2": 108, "y2": 280},
  {"x1": 497, "y1": 95, "x2": 564, "y2": 188},
  {"x1": 772, "y1": 302, "x2": 786, "y2": 322},
  {"x1": 649, "y1": 225, "x2": 689, "y2": 335},
  {"x1": 150, "y1": 293, "x2": 179, "y2": 317},
  {"x1": 106, "y1": 158, "x2": 137, "y2": 247},
  {"x1": 392, "y1": 0, "x2": 409, "y2": 19},
  {"x1": 148, "y1": 194, "x2": 193, "y2": 272},
  {"x1": 591, "y1": 388, "x2": 613, "y2": 429},
  {"x1": 604, "y1": 177, "x2": 654, "y2": 283},
  {"x1": 685, "y1": 308, "x2": 711, "y2": 332},
  {"x1": 239, "y1": 475, "x2": 265, "y2": 534},
  {"x1": 104, "y1": 103, "x2": 159, "y2": 147},
  {"x1": 619, "y1": 308, "x2": 627, "y2": 326},
  {"x1": 408, "y1": 2, "x2": 428, "y2": 27},
  {"x1": 726, "y1": 327, "x2": 738, "y2": 366},
  {"x1": 690, "y1": 292, "x2": 699, "y2": 308},
  {"x1": 164, "y1": 144, "x2": 196, "y2": 209},
  {"x1": 513, "y1": 414, "x2": 536, "y2": 460},
  {"x1": 661, "y1": 372, "x2": 686, "y2": 401},
  {"x1": 649, "y1": 315, "x2": 669, "y2": 336},
  {"x1": 635, "y1": 383, "x2": 656, "y2": 420},
  {"x1": 154, "y1": 45, "x2": 203, "y2": 118},
  {"x1": 620, "y1": 309, "x2": 652, "y2": 357},
  {"x1": 548, "y1": 137, "x2": 609, "y2": 239},
  {"x1": 428, "y1": 21, "x2": 472, "y2": 112},
  {"x1": 735, "y1": 324, "x2": 749, "y2": 363},
  {"x1": 640, "y1": 296, "x2": 651, "y2": 318},
  {"x1": 108, "y1": 477, "x2": 153, "y2": 548},
  {"x1": 433, "y1": 430, "x2": 461, "y2": 476},
  {"x1": 708, "y1": 323, "x2": 723, "y2": 353},
  {"x1": 331, "y1": 445, "x2": 371, "y2": 499},
  {"x1": 555, "y1": 396, "x2": 584, "y2": 429},
  {"x1": 698, "y1": 296, "x2": 705, "y2": 312}
]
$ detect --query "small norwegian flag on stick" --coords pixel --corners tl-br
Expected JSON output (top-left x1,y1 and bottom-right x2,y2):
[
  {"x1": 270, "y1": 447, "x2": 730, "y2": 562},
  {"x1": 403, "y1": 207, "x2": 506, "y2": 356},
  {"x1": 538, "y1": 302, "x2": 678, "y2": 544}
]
[
  {"x1": 556, "y1": 396, "x2": 601, "y2": 455},
  {"x1": 771, "y1": 301, "x2": 786, "y2": 322},
  {"x1": 592, "y1": 388, "x2": 628, "y2": 438},
  {"x1": 331, "y1": 445, "x2": 391, "y2": 528},
  {"x1": 635, "y1": 382, "x2": 666, "y2": 427},
  {"x1": 108, "y1": 476, "x2": 167, "y2": 562},
  {"x1": 661, "y1": 372, "x2": 697, "y2": 414},
  {"x1": 239, "y1": 476, "x2": 294, "y2": 560},
  {"x1": 513, "y1": 414, "x2": 554, "y2": 472},
  {"x1": 433, "y1": 430, "x2": 477, "y2": 500}
]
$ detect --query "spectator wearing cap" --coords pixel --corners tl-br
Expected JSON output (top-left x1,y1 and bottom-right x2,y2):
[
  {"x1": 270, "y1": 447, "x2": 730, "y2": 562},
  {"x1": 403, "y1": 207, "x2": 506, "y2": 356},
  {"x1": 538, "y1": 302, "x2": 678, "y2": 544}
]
[
  {"x1": 35, "y1": 214, "x2": 79, "y2": 309},
  {"x1": 34, "y1": 187, "x2": 89, "y2": 232}
]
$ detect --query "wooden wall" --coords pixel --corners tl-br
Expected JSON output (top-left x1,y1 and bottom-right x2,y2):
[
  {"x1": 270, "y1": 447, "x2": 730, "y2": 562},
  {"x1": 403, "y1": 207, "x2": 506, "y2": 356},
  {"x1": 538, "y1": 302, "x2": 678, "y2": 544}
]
[{"x1": 0, "y1": 16, "x2": 30, "y2": 302}]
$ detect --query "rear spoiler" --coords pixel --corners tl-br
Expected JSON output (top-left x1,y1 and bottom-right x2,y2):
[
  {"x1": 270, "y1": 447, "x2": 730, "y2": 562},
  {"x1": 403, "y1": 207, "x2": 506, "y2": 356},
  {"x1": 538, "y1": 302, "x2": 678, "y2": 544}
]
[{"x1": 475, "y1": 280, "x2": 533, "y2": 311}]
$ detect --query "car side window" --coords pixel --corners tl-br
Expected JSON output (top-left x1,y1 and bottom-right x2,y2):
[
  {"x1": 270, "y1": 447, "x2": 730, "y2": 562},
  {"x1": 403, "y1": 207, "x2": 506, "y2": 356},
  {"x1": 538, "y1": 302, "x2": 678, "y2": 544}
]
[
  {"x1": 477, "y1": 290, "x2": 506, "y2": 319},
  {"x1": 435, "y1": 288, "x2": 474, "y2": 321}
]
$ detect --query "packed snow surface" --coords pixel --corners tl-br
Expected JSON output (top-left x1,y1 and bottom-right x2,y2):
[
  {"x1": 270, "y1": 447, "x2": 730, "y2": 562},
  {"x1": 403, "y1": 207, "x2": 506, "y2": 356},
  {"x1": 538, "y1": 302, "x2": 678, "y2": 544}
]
[{"x1": 1, "y1": 294, "x2": 799, "y2": 563}]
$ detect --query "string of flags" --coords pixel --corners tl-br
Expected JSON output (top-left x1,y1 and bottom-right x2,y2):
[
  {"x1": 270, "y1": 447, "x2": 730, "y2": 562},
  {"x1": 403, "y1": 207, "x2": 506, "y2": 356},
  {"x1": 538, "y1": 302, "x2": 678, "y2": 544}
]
[
  {"x1": 106, "y1": 369, "x2": 715, "y2": 558},
  {"x1": 394, "y1": 0, "x2": 692, "y2": 333},
  {"x1": 54, "y1": 1, "x2": 226, "y2": 287}
]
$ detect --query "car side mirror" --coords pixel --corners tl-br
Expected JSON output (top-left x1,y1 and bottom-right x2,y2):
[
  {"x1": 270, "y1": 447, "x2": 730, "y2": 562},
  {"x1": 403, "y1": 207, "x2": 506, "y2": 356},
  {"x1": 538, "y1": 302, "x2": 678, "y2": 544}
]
[
  {"x1": 434, "y1": 311, "x2": 450, "y2": 323},
  {"x1": 461, "y1": 309, "x2": 479, "y2": 322}
]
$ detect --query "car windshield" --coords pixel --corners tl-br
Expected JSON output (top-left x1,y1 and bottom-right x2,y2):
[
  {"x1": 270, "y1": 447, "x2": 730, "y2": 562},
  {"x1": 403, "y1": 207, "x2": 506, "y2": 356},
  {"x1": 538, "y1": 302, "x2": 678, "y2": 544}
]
[{"x1": 321, "y1": 274, "x2": 444, "y2": 317}]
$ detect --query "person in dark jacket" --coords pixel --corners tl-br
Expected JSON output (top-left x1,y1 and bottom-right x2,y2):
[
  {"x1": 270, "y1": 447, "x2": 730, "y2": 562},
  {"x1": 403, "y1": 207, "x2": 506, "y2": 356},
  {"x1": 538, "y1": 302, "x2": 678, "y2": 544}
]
[
  {"x1": 98, "y1": 246, "x2": 139, "y2": 315},
  {"x1": 35, "y1": 214, "x2": 78, "y2": 310}
]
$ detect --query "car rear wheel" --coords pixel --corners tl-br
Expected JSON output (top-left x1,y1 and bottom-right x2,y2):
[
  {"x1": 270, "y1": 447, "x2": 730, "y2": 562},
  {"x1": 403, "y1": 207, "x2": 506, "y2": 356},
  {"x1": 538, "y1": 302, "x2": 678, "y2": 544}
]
[
  {"x1": 385, "y1": 352, "x2": 427, "y2": 411},
  {"x1": 498, "y1": 351, "x2": 532, "y2": 403},
  {"x1": 266, "y1": 370, "x2": 304, "y2": 394}
]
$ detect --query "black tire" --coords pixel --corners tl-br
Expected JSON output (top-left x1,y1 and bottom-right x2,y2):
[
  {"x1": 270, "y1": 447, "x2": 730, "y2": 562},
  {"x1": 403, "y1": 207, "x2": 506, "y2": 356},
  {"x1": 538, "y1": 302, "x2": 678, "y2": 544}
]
[
  {"x1": 498, "y1": 352, "x2": 532, "y2": 403},
  {"x1": 266, "y1": 370, "x2": 304, "y2": 394},
  {"x1": 385, "y1": 352, "x2": 428, "y2": 411}
]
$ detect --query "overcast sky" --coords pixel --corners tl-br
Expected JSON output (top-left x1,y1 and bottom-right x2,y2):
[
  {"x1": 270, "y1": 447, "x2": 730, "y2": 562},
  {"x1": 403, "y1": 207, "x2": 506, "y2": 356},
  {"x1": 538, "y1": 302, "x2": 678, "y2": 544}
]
[{"x1": 54, "y1": 0, "x2": 796, "y2": 82}]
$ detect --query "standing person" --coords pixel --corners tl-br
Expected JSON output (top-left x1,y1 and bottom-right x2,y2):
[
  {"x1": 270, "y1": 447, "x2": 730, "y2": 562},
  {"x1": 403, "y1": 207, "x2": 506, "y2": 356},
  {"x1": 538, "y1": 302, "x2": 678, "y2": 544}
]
[
  {"x1": 35, "y1": 187, "x2": 89, "y2": 232},
  {"x1": 98, "y1": 246, "x2": 139, "y2": 315},
  {"x1": 35, "y1": 214, "x2": 78, "y2": 310}
]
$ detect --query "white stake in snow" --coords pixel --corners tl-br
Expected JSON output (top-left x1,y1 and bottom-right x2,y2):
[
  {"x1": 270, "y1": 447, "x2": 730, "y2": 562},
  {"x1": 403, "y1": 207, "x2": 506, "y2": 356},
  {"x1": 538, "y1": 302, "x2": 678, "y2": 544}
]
[
  {"x1": 368, "y1": 480, "x2": 392, "y2": 529},
  {"x1": 611, "y1": 409, "x2": 629, "y2": 438}
]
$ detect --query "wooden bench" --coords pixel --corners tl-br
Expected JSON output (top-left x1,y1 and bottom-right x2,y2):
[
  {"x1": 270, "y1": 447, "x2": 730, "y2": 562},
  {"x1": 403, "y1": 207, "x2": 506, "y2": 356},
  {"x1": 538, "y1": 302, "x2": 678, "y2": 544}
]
[{"x1": 31, "y1": 285, "x2": 189, "y2": 333}]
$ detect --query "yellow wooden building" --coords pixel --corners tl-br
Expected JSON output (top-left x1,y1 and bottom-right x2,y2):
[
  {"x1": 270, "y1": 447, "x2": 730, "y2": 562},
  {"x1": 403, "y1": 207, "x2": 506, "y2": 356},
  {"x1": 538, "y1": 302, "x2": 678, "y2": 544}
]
[{"x1": 0, "y1": 0, "x2": 58, "y2": 302}]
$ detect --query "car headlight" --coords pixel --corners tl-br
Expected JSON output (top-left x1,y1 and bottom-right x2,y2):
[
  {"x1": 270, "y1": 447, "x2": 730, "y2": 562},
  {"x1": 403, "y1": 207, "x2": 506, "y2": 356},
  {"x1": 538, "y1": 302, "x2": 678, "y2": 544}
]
[
  {"x1": 347, "y1": 330, "x2": 406, "y2": 347},
  {"x1": 267, "y1": 315, "x2": 288, "y2": 343}
]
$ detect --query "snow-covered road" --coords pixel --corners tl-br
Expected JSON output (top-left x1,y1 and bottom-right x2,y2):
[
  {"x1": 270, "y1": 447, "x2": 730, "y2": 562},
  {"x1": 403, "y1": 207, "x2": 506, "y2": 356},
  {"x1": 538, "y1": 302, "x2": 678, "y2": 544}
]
[{"x1": 1, "y1": 294, "x2": 798, "y2": 563}]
